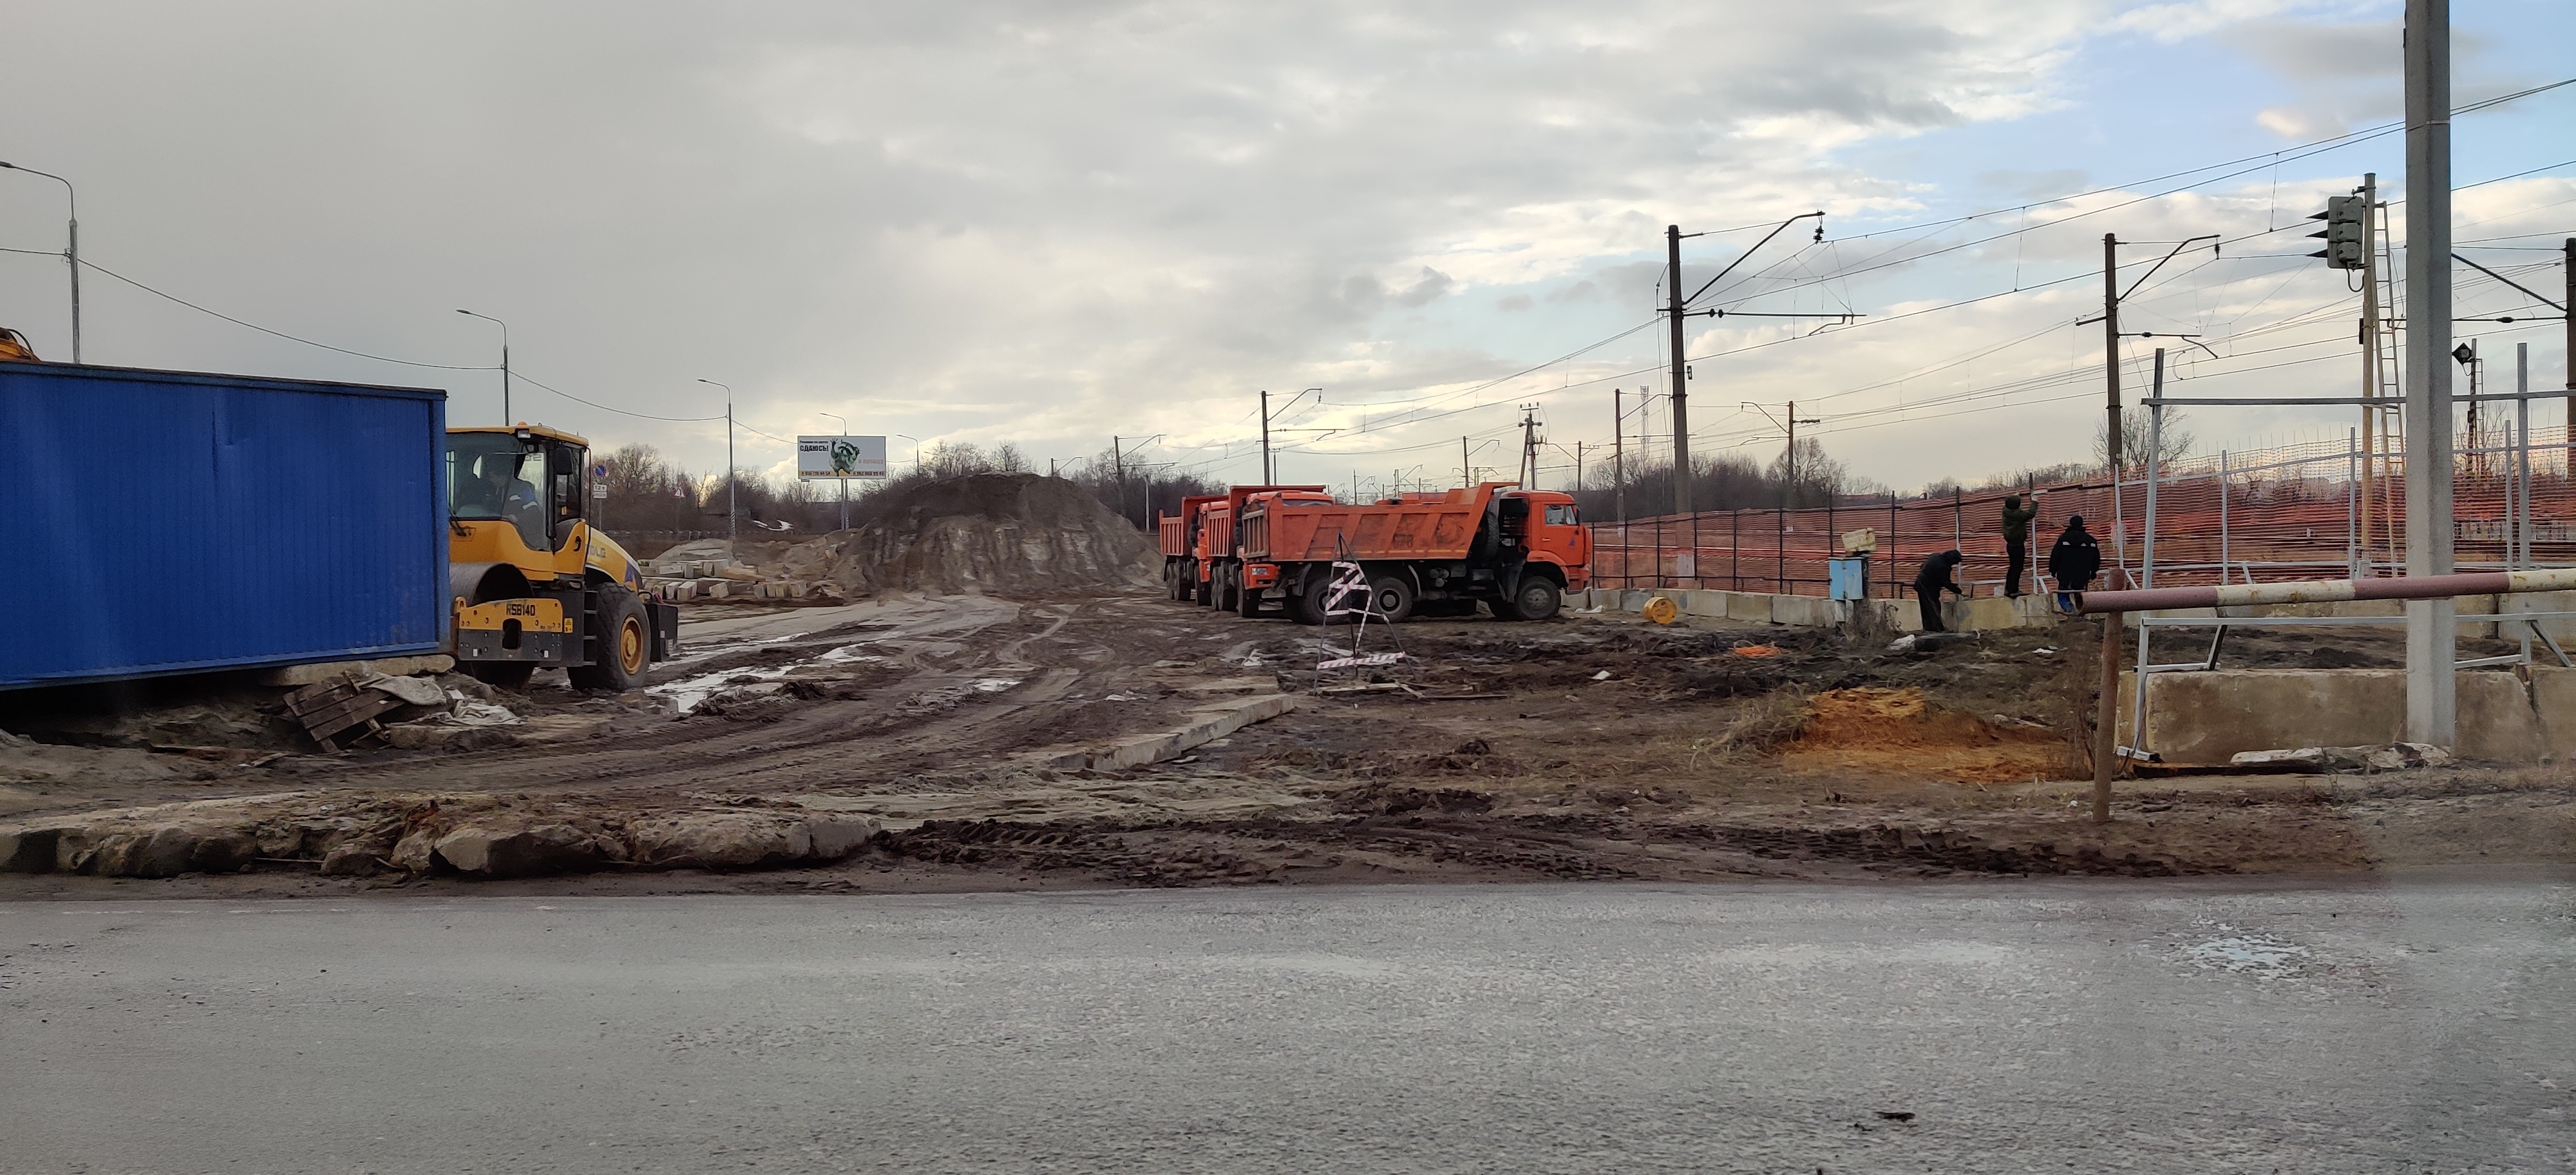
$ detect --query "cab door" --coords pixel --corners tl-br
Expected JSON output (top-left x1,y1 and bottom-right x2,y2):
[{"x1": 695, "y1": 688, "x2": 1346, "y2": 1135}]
[
  {"x1": 542, "y1": 441, "x2": 591, "y2": 577},
  {"x1": 1533, "y1": 501, "x2": 1591, "y2": 584}
]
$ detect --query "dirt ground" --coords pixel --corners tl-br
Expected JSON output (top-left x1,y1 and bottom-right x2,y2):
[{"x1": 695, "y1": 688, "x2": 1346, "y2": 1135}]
[{"x1": 5, "y1": 586, "x2": 2571, "y2": 899}]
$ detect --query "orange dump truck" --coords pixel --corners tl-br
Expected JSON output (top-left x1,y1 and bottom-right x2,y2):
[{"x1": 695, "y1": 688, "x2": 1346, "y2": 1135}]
[
  {"x1": 1156, "y1": 493, "x2": 1224, "y2": 602},
  {"x1": 1223, "y1": 482, "x2": 1589, "y2": 623}
]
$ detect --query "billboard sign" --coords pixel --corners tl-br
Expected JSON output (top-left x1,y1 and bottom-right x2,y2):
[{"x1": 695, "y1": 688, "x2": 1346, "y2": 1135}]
[{"x1": 797, "y1": 435, "x2": 888, "y2": 479}]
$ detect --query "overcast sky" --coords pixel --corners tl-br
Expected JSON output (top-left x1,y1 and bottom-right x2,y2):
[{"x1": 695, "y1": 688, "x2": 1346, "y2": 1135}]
[{"x1": 3, "y1": 0, "x2": 2570, "y2": 496}]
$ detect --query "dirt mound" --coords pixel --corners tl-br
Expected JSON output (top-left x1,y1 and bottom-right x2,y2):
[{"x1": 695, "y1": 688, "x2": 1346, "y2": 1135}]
[
  {"x1": 784, "y1": 474, "x2": 1158, "y2": 597},
  {"x1": 1779, "y1": 687, "x2": 2069, "y2": 783}
]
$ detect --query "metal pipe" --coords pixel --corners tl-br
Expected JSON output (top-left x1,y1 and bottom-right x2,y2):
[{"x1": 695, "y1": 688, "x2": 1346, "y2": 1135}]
[{"x1": 2077, "y1": 566, "x2": 2576, "y2": 615}]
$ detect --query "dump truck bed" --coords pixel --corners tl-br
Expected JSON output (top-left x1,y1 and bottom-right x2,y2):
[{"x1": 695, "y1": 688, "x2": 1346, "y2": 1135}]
[
  {"x1": 1242, "y1": 484, "x2": 1505, "y2": 563},
  {"x1": 1159, "y1": 495, "x2": 1222, "y2": 557}
]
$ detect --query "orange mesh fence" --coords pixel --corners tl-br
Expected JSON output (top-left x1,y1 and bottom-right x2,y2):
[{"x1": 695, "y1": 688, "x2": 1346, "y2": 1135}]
[{"x1": 1592, "y1": 425, "x2": 2576, "y2": 598}]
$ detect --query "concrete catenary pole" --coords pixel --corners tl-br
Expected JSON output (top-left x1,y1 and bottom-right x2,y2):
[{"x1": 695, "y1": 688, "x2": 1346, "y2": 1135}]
[
  {"x1": 2403, "y1": 0, "x2": 2456, "y2": 746},
  {"x1": 1613, "y1": 389, "x2": 1626, "y2": 523},
  {"x1": 2094, "y1": 232, "x2": 2125, "y2": 823},
  {"x1": 1667, "y1": 225, "x2": 1692, "y2": 515}
]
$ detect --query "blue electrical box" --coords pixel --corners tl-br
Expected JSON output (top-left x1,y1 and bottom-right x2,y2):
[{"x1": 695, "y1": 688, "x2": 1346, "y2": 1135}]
[{"x1": 1828, "y1": 557, "x2": 1868, "y2": 602}]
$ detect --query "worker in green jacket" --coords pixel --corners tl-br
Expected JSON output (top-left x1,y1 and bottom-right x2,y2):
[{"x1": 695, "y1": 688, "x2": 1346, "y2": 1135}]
[{"x1": 2000, "y1": 493, "x2": 2037, "y2": 598}]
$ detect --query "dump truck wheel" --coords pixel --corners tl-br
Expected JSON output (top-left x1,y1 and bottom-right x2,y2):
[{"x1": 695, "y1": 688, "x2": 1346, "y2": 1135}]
[
  {"x1": 1507, "y1": 576, "x2": 1562, "y2": 622},
  {"x1": 1290, "y1": 583, "x2": 1329, "y2": 626},
  {"x1": 1367, "y1": 575, "x2": 1416, "y2": 623},
  {"x1": 569, "y1": 586, "x2": 650, "y2": 692},
  {"x1": 1236, "y1": 577, "x2": 1264, "y2": 618},
  {"x1": 1217, "y1": 566, "x2": 1241, "y2": 613}
]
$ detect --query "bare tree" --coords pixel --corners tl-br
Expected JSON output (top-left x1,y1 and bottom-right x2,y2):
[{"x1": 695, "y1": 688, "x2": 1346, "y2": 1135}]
[{"x1": 2094, "y1": 409, "x2": 2194, "y2": 475}]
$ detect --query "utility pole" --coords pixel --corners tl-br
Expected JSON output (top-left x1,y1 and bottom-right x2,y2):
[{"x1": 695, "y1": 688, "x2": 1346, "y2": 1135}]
[
  {"x1": 0, "y1": 162, "x2": 79, "y2": 363},
  {"x1": 2354, "y1": 173, "x2": 2385, "y2": 569},
  {"x1": 1258, "y1": 391, "x2": 1271, "y2": 482},
  {"x1": 2092, "y1": 233, "x2": 2124, "y2": 825},
  {"x1": 459, "y1": 309, "x2": 511, "y2": 425},
  {"x1": 1461, "y1": 436, "x2": 1472, "y2": 488},
  {"x1": 1112, "y1": 435, "x2": 1129, "y2": 525},
  {"x1": 1781, "y1": 400, "x2": 1819, "y2": 508},
  {"x1": 1613, "y1": 388, "x2": 1627, "y2": 524},
  {"x1": 2403, "y1": 0, "x2": 2456, "y2": 747},
  {"x1": 1574, "y1": 441, "x2": 1584, "y2": 493},
  {"x1": 1517, "y1": 405, "x2": 1542, "y2": 486},
  {"x1": 693, "y1": 379, "x2": 735, "y2": 564},
  {"x1": 1667, "y1": 225, "x2": 1692, "y2": 514},
  {"x1": 2564, "y1": 237, "x2": 2574, "y2": 465}
]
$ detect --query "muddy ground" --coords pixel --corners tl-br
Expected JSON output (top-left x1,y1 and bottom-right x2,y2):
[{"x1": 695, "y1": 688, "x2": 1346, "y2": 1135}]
[{"x1": 5, "y1": 588, "x2": 2571, "y2": 899}]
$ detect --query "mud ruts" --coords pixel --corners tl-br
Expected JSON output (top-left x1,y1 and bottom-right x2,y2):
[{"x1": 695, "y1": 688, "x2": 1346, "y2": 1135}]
[{"x1": 0, "y1": 796, "x2": 881, "y2": 880}]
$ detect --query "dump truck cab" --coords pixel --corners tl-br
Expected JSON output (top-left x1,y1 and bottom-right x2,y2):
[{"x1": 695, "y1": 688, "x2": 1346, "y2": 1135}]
[{"x1": 445, "y1": 425, "x2": 677, "y2": 691}]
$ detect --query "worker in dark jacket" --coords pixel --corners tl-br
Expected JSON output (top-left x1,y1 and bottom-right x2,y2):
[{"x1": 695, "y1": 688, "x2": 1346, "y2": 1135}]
[
  {"x1": 2048, "y1": 515, "x2": 2103, "y2": 607},
  {"x1": 1912, "y1": 549, "x2": 1964, "y2": 633},
  {"x1": 2000, "y1": 494, "x2": 2037, "y2": 597}
]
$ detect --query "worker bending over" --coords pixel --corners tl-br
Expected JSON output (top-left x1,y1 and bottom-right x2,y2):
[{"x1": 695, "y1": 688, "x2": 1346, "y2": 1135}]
[{"x1": 1912, "y1": 549, "x2": 1964, "y2": 633}]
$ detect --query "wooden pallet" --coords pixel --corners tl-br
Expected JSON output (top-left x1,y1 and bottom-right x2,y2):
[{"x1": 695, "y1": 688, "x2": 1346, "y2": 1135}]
[{"x1": 283, "y1": 673, "x2": 408, "y2": 752}]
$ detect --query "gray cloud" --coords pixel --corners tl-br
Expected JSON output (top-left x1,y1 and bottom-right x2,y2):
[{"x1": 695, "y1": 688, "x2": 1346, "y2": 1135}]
[{"x1": 0, "y1": 0, "x2": 2111, "y2": 480}]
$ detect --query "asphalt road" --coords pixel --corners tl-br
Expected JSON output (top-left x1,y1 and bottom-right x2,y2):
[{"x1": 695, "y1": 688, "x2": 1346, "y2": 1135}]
[{"x1": 5, "y1": 875, "x2": 2573, "y2": 1173}]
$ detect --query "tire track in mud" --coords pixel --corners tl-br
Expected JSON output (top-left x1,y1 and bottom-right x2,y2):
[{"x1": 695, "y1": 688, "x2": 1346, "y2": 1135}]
[{"x1": 297, "y1": 598, "x2": 1179, "y2": 798}]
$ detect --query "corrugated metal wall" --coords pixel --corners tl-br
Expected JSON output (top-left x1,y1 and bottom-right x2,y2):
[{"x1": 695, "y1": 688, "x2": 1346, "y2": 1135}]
[{"x1": 0, "y1": 363, "x2": 447, "y2": 687}]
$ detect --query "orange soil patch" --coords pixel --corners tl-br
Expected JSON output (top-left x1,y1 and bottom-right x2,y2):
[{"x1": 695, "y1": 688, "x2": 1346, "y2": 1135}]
[{"x1": 1778, "y1": 687, "x2": 2070, "y2": 783}]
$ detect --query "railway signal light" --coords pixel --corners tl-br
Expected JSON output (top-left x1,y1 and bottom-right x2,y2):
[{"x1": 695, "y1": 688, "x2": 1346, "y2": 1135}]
[{"x1": 2309, "y1": 195, "x2": 2367, "y2": 270}]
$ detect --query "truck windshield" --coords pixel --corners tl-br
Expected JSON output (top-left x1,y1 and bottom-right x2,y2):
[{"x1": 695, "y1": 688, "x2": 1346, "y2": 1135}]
[{"x1": 446, "y1": 434, "x2": 551, "y2": 549}]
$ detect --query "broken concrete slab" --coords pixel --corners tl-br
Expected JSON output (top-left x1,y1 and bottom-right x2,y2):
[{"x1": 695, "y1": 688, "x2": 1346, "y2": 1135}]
[
  {"x1": 2228, "y1": 742, "x2": 2458, "y2": 773},
  {"x1": 1041, "y1": 694, "x2": 1299, "y2": 772}
]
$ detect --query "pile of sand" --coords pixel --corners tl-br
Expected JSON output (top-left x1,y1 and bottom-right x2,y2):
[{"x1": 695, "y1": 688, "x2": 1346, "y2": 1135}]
[
  {"x1": 1779, "y1": 687, "x2": 2070, "y2": 783},
  {"x1": 781, "y1": 474, "x2": 1159, "y2": 597}
]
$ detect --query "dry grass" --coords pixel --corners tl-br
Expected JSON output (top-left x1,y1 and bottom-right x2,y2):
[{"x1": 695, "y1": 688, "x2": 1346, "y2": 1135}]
[{"x1": 1691, "y1": 687, "x2": 1815, "y2": 765}]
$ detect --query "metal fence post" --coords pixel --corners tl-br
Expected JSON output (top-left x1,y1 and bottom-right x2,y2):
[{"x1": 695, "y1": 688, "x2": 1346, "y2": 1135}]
[
  {"x1": 1777, "y1": 506, "x2": 1786, "y2": 594},
  {"x1": 2347, "y1": 429, "x2": 2361, "y2": 577},
  {"x1": 1731, "y1": 510, "x2": 1741, "y2": 591},
  {"x1": 2219, "y1": 450, "x2": 2233, "y2": 584},
  {"x1": 2143, "y1": 401, "x2": 2163, "y2": 589}
]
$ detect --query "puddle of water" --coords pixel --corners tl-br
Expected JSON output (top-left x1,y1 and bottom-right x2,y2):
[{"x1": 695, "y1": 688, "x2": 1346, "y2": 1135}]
[
  {"x1": 2178, "y1": 926, "x2": 2313, "y2": 980},
  {"x1": 971, "y1": 678, "x2": 1023, "y2": 693},
  {"x1": 650, "y1": 666, "x2": 797, "y2": 714},
  {"x1": 650, "y1": 641, "x2": 889, "y2": 713}
]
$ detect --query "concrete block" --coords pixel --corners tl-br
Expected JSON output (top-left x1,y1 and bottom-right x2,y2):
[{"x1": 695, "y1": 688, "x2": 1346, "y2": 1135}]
[
  {"x1": 1871, "y1": 598, "x2": 1922, "y2": 633},
  {"x1": 2118, "y1": 667, "x2": 2576, "y2": 765},
  {"x1": 1725, "y1": 592, "x2": 1773, "y2": 623},
  {"x1": 1956, "y1": 597, "x2": 2023, "y2": 631},
  {"x1": 257, "y1": 654, "x2": 455, "y2": 687},
  {"x1": 1770, "y1": 595, "x2": 1835, "y2": 627},
  {"x1": 1683, "y1": 591, "x2": 1731, "y2": 618},
  {"x1": 705, "y1": 582, "x2": 732, "y2": 600}
]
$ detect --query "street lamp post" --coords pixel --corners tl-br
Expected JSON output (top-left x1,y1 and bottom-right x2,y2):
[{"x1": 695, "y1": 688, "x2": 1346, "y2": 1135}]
[
  {"x1": 697, "y1": 379, "x2": 735, "y2": 563},
  {"x1": 820, "y1": 411, "x2": 849, "y2": 532},
  {"x1": 455, "y1": 309, "x2": 510, "y2": 425},
  {"x1": 895, "y1": 433, "x2": 921, "y2": 475},
  {"x1": 1, "y1": 162, "x2": 80, "y2": 363}
]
